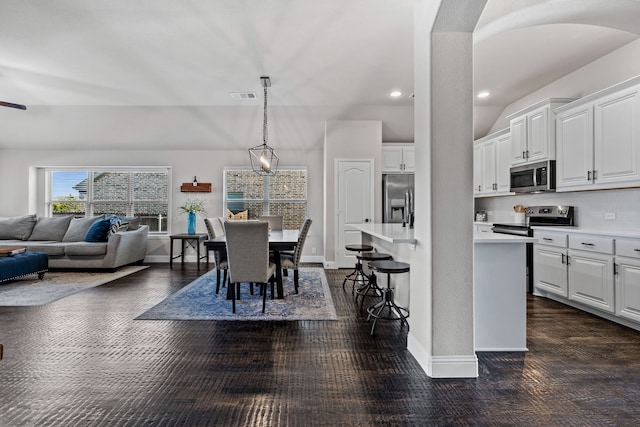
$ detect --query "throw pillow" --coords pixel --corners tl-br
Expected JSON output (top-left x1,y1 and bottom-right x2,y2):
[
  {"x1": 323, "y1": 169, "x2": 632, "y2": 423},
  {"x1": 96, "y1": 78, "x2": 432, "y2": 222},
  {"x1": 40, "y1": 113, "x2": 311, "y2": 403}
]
[
  {"x1": 104, "y1": 214, "x2": 140, "y2": 230},
  {"x1": 0, "y1": 214, "x2": 37, "y2": 240},
  {"x1": 29, "y1": 216, "x2": 73, "y2": 241},
  {"x1": 108, "y1": 219, "x2": 129, "y2": 235},
  {"x1": 84, "y1": 219, "x2": 112, "y2": 242},
  {"x1": 62, "y1": 216, "x2": 103, "y2": 242}
]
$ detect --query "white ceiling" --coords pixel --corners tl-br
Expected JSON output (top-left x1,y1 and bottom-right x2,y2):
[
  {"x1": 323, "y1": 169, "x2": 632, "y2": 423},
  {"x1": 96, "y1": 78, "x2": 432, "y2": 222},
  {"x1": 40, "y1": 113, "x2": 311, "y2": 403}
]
[{"x1": 1, "y1": 0, "x2": 640, "y2": 149}]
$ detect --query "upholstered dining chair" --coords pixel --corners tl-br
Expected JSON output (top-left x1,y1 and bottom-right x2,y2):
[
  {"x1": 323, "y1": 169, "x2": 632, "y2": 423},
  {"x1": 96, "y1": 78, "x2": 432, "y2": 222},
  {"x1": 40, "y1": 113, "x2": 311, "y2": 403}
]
[
  {"x1": 258, "y1": 215, "x2": 283, "y2": 231},
  {"x1": 278, "y1": 217, "x2": 312, "y2": 294},
  {"x1": 204, "y1": 217, "x2": 228, "y2": 293},
  {"x1": 224, "y1": 221, "x2": 277, "y2": 313}
]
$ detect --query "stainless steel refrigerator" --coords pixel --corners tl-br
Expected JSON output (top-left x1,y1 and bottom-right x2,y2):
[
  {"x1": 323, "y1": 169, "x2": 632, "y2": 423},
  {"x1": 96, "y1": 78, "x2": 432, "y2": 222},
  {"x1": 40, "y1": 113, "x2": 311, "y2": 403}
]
[{"x1": 382, "y1": 174, "x2": 415, "y2": 223}]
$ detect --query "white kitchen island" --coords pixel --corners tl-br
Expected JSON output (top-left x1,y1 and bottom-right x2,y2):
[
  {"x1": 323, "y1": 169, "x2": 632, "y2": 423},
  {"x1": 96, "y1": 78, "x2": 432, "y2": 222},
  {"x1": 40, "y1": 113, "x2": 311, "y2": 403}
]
[
  {"x1": 474, "y1": 231, "x2": 536, "y2": 352},
  {"x1": 349, "y1": 223, "x2": 535, "y2": 352}
]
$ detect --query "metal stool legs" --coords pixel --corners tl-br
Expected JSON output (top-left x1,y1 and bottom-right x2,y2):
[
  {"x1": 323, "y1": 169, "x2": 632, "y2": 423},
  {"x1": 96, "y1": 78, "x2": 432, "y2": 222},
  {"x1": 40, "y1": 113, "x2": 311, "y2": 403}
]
[
  {"x1": 342, "y1": 259, "x2": 367, "y2": 296},
  {"x1": 366, "y1": 270, "x2": 410, "y2": 336},
  {"x1": 355, "y1": 271, "x2": 382, "y2": 311}
]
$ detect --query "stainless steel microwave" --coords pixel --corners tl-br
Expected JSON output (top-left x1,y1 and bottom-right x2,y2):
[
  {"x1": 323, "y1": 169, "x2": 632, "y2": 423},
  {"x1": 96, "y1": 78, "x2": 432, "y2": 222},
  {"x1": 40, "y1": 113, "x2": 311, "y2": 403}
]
[{"x1": 510, "y1": 160, "x2": 556, "y2": 193}]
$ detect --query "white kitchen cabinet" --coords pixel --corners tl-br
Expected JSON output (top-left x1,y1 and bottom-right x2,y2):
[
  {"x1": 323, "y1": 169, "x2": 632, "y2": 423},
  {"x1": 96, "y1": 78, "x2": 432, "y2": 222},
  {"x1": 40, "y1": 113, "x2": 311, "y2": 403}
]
[
  {"x1": 566, "y1": 234, "x2": 615, "y2": 313},
  {"x1": 473, "y1": 129, "x2": 512, "y2": 197},
  {"x1": 534, "y1": 244, "x2": 568, "y2": 297},
  {"x1": 507, "y1": 98, "x2": 575, "y2": 166},
  {"x1": 533, "y1": 230, "x2": 569, "y2": 297},
  {"x1": 614, "y1": 237, "x2": 640, "y2": 323},
  {"x1": 615, "y1": 256, "x2": 640, "y2": 323},
  {"x1": 556, "y1": 76, "x2": 640, "y2": 192},
  {"x1": 382, "y1": 143, "x2": 414, "y2": 173},
  {"x1": 473, "y1": 143, "x2": 483, "y2": 195},
  {"x1": 568, "y1": 248, "x2": 615, "y2": 313}
]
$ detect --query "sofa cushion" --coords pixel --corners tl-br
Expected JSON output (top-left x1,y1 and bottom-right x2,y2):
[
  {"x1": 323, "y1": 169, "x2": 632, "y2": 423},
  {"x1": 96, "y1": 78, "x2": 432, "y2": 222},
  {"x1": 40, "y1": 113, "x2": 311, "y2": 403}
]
[
  {"x1": 84, "y1": 219, "x2": 111, "y2": 242},
  {"x1": 29, "y1": 216, "x2": 73, "y2": 241},
  {"x1": 62, "y1": 216, "x2": 103, "y2": 242},
  {"x1": 26, "y1": 244, "x2": 66, "y2": 256},
  {"x1": 105, "y1": 214, "x2": 140, "y2": 231},
  {"x1": 0, "y1": 215, "x2": 37, "y2": 240},
  {"x1": 64, "y1": 242, "x2": 108, "y2": 256}
]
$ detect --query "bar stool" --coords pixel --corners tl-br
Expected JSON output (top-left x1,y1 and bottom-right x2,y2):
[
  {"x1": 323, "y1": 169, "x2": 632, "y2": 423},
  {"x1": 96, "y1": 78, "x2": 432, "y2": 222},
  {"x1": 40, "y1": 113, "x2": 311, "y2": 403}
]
[
  {"x1": 367, "y1": 260, "x2": 410, "y2": 336},
  {"x1": 342, "y1": 244, "x2": 374, "y2": 295},
  {"x1": 354, "y1": 252, "x2": 393, "y2": 311}
]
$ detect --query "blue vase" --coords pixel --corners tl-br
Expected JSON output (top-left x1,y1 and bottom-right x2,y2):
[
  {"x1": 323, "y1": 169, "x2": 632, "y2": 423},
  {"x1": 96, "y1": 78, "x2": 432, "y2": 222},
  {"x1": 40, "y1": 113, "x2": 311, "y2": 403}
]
[{"x1": 187, "y1": 212, "x2": 196, "y2": 235}]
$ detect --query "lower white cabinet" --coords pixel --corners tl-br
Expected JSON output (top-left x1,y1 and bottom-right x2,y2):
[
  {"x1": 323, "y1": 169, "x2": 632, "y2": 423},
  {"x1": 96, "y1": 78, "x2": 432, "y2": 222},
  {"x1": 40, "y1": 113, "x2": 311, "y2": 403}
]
[
  {"x1": 567, "y1": 249, "x2": 615, "y2": 313},
  {"x1": 615, "y1": 256, "x2": 640, "y2": 323},
  {"x1": 533, "y1": 229, "x2": 640, "y2": 328},
  {"x1": 533, "y1": 244, "x2": 568, "y2": 297}
]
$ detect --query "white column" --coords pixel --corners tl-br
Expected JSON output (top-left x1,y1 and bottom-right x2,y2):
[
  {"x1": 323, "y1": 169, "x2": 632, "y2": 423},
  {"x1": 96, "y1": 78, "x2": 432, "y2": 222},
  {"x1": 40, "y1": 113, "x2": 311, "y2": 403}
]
[{"x1": 407, "y1": 0, "x2": 487, "y2": 378}]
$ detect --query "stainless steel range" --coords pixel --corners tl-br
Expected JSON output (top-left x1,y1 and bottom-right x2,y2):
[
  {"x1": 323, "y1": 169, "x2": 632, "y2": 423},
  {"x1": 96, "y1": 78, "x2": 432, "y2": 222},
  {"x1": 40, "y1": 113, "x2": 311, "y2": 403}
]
[{"x1": 492, "y1": 205, "x2": 575, "y2": 292}]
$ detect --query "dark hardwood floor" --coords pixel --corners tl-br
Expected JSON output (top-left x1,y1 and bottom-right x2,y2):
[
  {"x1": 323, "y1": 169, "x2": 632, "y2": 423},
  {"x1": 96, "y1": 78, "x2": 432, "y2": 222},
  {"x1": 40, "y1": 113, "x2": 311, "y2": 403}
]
[{"x1": 1, "y1": 263, "x2": 640, "y2": 426}]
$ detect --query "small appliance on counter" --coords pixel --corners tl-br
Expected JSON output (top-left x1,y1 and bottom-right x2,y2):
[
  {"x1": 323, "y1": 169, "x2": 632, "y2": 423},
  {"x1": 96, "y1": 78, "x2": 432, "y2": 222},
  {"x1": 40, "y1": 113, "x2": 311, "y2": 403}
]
[{"x1": 475, "y1": 211, "x2": 487, "y2": 222}]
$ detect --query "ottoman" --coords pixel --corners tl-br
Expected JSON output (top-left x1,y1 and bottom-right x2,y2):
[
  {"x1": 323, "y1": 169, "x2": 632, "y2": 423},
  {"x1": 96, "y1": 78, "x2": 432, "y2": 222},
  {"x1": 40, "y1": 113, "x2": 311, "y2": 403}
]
[{"x1": 0, "y1": 251, "x2": 49, "y2": 283}]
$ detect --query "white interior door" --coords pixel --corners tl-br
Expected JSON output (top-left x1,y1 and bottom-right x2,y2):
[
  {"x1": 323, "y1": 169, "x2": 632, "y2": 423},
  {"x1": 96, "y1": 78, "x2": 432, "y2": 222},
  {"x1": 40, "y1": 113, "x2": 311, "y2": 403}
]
[{"x1": 336, "y1": 160, "x2": 374, "y2": 268}]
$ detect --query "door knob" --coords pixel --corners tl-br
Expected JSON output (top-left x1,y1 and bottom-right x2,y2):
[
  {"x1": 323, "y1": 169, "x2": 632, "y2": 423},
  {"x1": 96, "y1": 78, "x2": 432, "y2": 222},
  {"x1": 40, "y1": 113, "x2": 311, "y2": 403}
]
[{"x1": 364, "y1": 218, "x2": 370, "y2": 223}]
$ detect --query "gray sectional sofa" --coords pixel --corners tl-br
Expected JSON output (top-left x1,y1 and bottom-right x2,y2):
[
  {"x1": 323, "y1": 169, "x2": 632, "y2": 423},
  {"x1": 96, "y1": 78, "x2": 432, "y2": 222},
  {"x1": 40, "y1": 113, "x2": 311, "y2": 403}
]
[{"x1": 0, "y1": 214, "x2": 148, "y2": 270}]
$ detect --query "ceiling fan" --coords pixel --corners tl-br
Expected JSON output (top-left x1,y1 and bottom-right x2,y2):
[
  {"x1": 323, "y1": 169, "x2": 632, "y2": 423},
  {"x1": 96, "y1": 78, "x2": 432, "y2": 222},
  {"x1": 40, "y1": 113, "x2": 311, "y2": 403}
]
[{"x1": 0, "y1": 101, "x2": 26, "y2": 110}]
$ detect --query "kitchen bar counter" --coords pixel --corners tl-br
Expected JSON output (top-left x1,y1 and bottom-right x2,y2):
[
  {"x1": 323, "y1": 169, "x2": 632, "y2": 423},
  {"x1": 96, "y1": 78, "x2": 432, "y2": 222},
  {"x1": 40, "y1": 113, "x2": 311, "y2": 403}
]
[{"x1": 348, "y1": 223, "x2": 416, "y2": 244}]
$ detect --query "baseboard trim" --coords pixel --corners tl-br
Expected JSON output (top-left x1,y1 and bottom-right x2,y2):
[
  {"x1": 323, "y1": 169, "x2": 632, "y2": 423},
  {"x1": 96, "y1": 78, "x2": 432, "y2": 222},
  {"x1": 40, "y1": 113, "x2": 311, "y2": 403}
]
[{"x1": 408, "y1": 332, "x2": 478, "y2": 378}]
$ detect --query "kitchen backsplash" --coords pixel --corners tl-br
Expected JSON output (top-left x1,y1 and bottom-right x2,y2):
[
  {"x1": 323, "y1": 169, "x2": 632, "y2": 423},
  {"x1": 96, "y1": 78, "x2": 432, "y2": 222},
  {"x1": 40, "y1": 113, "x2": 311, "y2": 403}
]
[{"x1": 475, "y1": 187, "x2": 640, "y2": 231}]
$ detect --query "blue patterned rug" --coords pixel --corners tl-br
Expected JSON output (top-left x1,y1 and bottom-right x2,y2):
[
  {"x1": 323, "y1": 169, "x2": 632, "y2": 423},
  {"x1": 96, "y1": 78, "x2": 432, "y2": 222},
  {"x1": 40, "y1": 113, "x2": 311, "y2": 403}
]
[{"x1": 136, "y1": 267, "x2": 338, "y2": 321}]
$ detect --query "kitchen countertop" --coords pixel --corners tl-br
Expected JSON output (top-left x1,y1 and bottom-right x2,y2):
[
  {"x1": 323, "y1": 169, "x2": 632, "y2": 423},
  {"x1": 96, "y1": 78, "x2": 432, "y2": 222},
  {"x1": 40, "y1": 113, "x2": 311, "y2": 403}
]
[
  {"x1": 351, "y1": 223, "x2": 536, "y2": 244},
  {"x1": 532, "y1": 226, "x2": 640, "y2": 239},
  {"x1": 348, "y1": 223, "x2": 415, "y2": 244},
  {"x1": 474, "y1": 231, "x2": 536, "y2": 244}
]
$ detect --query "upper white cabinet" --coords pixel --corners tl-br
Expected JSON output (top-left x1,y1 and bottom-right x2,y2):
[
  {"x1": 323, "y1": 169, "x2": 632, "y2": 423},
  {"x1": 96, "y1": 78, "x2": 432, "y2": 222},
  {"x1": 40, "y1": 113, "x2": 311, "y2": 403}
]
[
  {"x1": 556, "y1": 76, "x2": 640, "y2": 192},
  {"x1": 382, "y1": 143, "x2": 414, "y2": 173},
  {"x1": 507, "y1": 98, "x2": 575, "y2": 166},
  {"x1": 473, "y1": 129, "x2": 513, "y2": 197}
]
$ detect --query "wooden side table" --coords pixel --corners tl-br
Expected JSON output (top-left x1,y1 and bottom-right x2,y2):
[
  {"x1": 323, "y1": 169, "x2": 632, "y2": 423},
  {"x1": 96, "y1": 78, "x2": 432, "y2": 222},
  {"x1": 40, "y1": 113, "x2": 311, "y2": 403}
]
[{"x1": 169, "y1": 234, "x2": 209, "y2": 269}]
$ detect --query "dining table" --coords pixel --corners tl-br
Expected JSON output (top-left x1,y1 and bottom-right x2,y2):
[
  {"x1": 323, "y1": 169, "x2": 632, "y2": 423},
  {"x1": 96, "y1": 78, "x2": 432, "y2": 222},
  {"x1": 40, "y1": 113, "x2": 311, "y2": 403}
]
[{"x1": 203, "y1": 229, "x2": 299, "y2": 299}]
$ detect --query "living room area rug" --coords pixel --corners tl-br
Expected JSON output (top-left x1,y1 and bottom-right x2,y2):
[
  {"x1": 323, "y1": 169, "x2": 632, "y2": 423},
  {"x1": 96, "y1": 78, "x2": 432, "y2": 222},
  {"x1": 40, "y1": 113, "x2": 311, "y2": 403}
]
[
  {"x1": 0, "y1": 265, "x2": 149, "y2": 306},
  {"x1": 136, "y1": 267, "x2": 338, "y2": 321}
]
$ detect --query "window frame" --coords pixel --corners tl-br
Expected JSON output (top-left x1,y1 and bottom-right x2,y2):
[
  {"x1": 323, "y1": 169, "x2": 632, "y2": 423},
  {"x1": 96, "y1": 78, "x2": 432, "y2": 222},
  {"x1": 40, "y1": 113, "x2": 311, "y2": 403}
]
[
  {"x1": 44, "y1": 166, "x2": 172, "y2": 235},
  {"x1": 223, "y1": 166, "x2": 307, "y2": 228}
]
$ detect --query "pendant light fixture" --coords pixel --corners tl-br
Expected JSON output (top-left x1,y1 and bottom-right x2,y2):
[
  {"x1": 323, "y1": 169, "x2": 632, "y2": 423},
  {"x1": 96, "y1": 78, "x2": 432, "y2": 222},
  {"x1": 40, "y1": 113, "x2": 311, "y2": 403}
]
[{"x1": 249, "y1": 76, "x2": 279, "y2": 176}]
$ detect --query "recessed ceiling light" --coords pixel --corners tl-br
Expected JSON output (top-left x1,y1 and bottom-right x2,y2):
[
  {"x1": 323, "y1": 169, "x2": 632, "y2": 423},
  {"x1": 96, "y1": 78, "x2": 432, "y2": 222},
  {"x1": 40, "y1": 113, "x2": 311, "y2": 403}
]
[
  {"x1": 390, "y1": 91, "x2": 402, "y2": 98},
  {"x1": 477, "y1": 91, "x2": 490, "y2": 99}
]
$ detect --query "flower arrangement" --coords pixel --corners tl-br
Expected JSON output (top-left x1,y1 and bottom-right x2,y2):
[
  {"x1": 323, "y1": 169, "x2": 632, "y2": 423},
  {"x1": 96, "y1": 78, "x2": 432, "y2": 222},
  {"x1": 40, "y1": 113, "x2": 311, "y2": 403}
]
[{"x1": 178, "y1": 199, "x2": 207, "y2": 215}]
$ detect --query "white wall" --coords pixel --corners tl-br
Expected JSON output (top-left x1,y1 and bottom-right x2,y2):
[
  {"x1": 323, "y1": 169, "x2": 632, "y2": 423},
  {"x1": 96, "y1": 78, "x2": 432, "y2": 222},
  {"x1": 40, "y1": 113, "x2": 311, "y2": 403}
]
[
  {"x1": 477, "y1": 38, "x2": 640, "y2": 225},
  {"x1": 0, "y1": 148, "x2": 324, "y2": 262},
  {"x1": 323, "y1": 120, "x2": 382, "y2": 265},
  {"x1": 487, "y1": 39, "x2": 640, "y2": 135}
]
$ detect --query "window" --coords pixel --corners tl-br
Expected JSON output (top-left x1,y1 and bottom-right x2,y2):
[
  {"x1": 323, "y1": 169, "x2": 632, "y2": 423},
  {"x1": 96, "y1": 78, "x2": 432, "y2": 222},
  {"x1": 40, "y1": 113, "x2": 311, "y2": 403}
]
[
  {"x1": 223, "y1": 167, "x2": 307, "y2": 229},
  {"x1": 47, "y1": 168, "x2": 170, "y2": 233}
]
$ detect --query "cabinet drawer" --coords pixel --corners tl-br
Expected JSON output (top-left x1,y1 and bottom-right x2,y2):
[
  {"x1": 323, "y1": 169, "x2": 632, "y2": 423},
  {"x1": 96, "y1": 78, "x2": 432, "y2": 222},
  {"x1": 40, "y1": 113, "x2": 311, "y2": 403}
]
[
  {"x1": 616, "y1": 238, "x2": 640, "y2": 259},
  {"x1": 534, "y1": 231, "x2": 568, "y2": 248},
  {"x1": 568, "y1": 235, "x2": 614, "y2": 254}
]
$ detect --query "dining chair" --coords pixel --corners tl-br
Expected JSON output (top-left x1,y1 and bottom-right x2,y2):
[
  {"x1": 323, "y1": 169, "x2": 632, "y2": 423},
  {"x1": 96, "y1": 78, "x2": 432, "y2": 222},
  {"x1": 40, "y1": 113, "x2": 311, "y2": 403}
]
[
  {"x1": 204, "y1": 217, "x2": 228, "y2": 293},
  {"x1": 224, "y1": 221, "x2": 277, "y2": 313},
  {"x1": 278, "y1": 217, "x2": 312, "y2": 293},
  {"x1": 258, "y1": 215, "x2": 283, "y2": 231}
]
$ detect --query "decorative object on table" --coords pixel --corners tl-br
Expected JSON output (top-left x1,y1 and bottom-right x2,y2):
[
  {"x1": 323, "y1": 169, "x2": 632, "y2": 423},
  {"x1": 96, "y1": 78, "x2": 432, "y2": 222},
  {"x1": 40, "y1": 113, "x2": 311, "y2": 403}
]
[
  {"x1": 178, "y1": 199, "x2": 207, "y2": 234},
  {"x1": 226, "y1": 209, "x2": 248, "y2": 220},
  {"x1": 0, "y1": 265, "x2": 149, "y2": 306},
  {"x1": 249, "y1": 76, "x2": 279, "y2": 176},
  {"x1": 514, "y1": 205, "x2": 526, "y2": 224},
  {"x1": 135, "y1": 268, "x2": 337, "y2": 321}
]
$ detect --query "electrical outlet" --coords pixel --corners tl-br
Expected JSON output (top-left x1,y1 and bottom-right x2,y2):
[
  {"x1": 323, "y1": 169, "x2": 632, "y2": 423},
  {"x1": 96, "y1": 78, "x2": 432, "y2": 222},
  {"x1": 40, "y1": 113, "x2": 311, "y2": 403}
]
[
  {"x1": 311, "y1": 247, "x2": 317, "y2": 255},
  {"x1": 604, "y1": 212, "x2": 616, "y2": 220}
]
